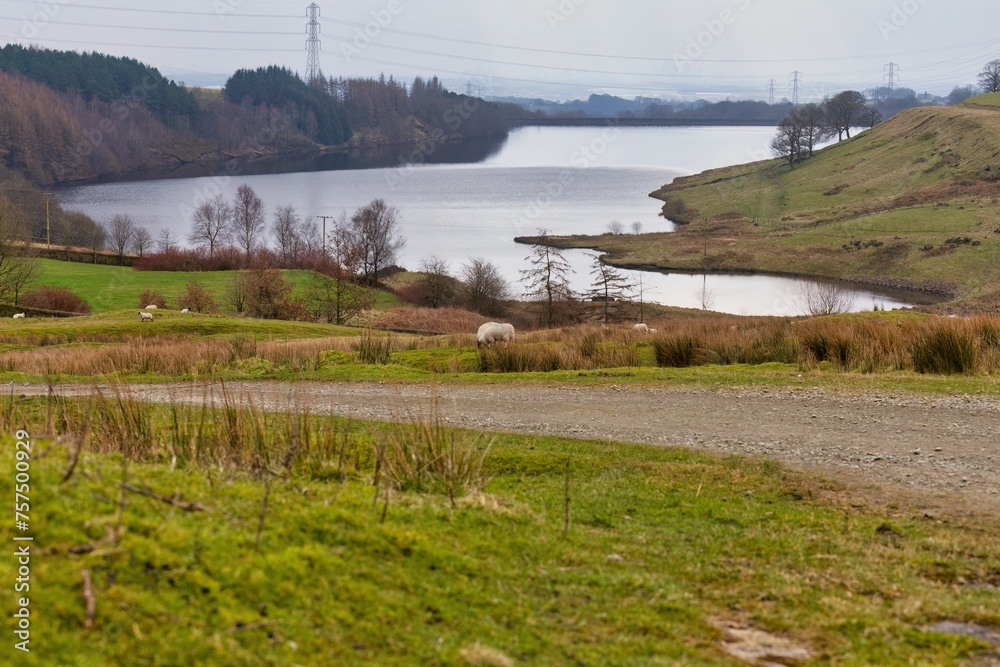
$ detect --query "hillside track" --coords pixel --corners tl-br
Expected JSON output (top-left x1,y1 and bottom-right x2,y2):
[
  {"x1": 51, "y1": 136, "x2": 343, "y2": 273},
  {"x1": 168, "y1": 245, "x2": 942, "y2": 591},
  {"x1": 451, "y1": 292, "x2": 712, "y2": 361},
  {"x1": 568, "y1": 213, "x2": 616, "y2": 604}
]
[{"x1": 28, "y1": 381, "x2": 1000, "y2": 517}]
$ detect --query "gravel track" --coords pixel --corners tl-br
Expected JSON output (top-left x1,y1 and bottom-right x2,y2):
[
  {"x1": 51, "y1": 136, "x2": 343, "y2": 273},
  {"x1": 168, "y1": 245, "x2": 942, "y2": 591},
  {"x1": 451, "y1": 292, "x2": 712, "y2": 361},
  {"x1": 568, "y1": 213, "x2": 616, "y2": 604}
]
[{"x1": 25, "y1": 381, "x2": 1000, "y2": 517}]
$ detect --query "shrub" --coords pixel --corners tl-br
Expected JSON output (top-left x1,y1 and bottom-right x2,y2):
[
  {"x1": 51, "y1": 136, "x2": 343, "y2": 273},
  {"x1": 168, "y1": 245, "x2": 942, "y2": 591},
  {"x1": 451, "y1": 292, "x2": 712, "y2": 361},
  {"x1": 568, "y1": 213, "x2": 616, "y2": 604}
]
[
  {"x1": 176, "y1": 279, "x2": 217, "y2": 314},
  {"x1": 138, "y1": 289, "x2": 168, "y2": 309},
  {"x1": 19, "y1": 286, "x2": 91, "y2": 314}
]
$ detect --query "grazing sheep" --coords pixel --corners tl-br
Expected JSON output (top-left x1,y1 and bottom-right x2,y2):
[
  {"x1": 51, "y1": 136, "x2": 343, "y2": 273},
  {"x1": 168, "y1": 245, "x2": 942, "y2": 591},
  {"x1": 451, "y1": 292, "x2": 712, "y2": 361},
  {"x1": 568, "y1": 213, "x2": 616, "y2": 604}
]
[
  {"x1": 12, "y1": 313, "x2": 25, "y2": 319},
  {"x1": 138, "y1": 311, "x2": 153, "y2": 322},
  {"x1": 632, "y1": 323, "x2": 649, "y2": 333},
  {"x1": 477, "y1": 322, "x2": 515, "y2": 349},
  {"x1": 180, "y1": 308, "x2": 190, "y2": 314},
  {"x1": 145, "y1": 304, "x2": 158, "y2": 310}
]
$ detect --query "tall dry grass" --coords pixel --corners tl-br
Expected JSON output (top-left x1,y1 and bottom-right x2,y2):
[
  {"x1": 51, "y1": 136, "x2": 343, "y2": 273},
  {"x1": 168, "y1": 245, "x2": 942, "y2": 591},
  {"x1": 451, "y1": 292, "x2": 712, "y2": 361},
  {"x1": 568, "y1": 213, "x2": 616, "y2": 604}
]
[
  {"x1": 0, "y1": 336, "x2": 358, "y2": 376},
  {"x1": 26, "y1": 381, "x2": 492, "y2": 501},
  {"x1": 649, "y1": 314, "x2": 1000, "y2": 375}
]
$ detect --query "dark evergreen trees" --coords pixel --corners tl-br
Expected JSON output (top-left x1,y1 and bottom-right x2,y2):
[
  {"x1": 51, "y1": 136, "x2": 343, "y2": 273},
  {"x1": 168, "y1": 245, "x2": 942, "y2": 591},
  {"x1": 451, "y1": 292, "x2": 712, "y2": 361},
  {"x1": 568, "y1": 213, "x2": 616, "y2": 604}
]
[{"x1": 224, "y1": 66, "x2": 351, "y2": 145}]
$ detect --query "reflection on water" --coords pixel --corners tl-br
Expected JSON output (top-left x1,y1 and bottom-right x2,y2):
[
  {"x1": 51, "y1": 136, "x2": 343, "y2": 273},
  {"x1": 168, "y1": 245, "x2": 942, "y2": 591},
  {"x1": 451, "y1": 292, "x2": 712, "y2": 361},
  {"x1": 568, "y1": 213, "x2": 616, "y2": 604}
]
[
  {"x1": 82, "y1": 134, "x2": 512, "y2": 183},
  {"x1": 57, "y1": 126, "x2": 938, "y2": 315}
]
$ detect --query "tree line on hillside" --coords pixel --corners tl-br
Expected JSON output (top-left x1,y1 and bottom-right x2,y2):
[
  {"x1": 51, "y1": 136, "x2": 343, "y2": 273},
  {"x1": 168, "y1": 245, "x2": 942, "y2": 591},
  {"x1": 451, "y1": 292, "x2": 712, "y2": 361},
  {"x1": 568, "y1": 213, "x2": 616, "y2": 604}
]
[
  {"x1": 0, "y1": 46, "x2": 515, "y2": 185},
  {"x1": 770, "y1": 91, "x2": 880, "y2": 168},
  {"x1": 0, "y1": 45, "x2": 199, "y2": 129},
  {"x1": 321, "y1": 74, "x2": 509, "y2": 143}
]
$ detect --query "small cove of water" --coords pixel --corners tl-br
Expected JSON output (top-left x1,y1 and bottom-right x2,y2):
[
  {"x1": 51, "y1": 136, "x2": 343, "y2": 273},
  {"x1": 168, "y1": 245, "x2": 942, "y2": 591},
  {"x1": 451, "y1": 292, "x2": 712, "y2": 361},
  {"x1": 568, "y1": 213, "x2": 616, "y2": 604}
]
[{"x1": 56, "y1": 126, "x2": 933, "y2": 315}]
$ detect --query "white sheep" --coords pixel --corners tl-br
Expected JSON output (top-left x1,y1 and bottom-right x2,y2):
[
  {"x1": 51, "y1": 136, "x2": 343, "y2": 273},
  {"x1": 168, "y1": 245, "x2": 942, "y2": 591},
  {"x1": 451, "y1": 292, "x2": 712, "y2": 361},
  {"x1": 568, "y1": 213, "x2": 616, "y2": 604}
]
[
  {"x1": 138, "y1": 311, "x2": 153, "y2": 322},
  {"x1": 477, "y1": 322, "x2": 515, "y2": 349},
  {"x1": 180, "y1": 308, "x2": 190, "y2": 314},
  {"x1": 632, "y1": 323, "x2": 652, "y2": 333},
  {"x1": 145, "y1": 304, "x2": 158, "y2": 310},
  {"x1": 12, "y1": 313, "x2": 25, "y2": 319}
]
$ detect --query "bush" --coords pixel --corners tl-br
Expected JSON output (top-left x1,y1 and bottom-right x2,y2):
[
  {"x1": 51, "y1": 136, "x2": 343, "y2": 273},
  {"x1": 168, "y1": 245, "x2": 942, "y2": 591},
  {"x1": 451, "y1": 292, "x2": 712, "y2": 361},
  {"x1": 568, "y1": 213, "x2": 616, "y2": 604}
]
[
  {"x1": 138, "y1": 289, "x2": 168, "y2": 309},
  {"x1": 19, "y1": 287, "x2": 91, "y2": 314},
  {"x1": 176, "y1": 279, "x2": 217, "y2": 314}
]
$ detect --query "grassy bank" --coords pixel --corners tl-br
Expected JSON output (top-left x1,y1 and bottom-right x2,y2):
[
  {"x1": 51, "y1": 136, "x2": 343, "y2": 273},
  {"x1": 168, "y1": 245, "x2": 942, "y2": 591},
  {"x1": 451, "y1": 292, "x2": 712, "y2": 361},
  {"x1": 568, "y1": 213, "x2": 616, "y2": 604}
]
[
  {"x1": 0, "y1": 391, "x2": 998, "y2": 665},
  {"x1": 541, "y1": 99, "x2": 1000, "y2": 308},
  {"x1": 1, "y1": 311, "x2": 1000, "y2": 397},
  {"x1": 26, "y1": 259, "x2": 399, "y2": 314}
]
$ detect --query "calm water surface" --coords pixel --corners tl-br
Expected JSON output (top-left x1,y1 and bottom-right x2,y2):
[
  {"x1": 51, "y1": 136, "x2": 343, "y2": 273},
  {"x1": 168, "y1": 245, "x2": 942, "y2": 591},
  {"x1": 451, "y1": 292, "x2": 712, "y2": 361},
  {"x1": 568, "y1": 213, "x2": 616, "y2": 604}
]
[{"x1": 57, "y1": 126, "x2": 922, "y2": 315}]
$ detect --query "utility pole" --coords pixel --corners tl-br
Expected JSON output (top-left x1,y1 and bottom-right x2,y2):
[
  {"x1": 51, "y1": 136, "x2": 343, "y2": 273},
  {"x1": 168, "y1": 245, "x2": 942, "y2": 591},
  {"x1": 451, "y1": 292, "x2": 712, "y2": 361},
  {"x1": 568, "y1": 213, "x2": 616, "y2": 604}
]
[
  {"x1": 317, "y1": 215, "x2": 335, "y2": 255},
  {"x1": 767, "y1": 79, "x2": 776, "y2": 106},
  {"x1": 789, "y1": 71, "x2": 802, "y2": 105},
  {"x1": 306, "y1": 3, "x2": 322, "y2": 84},
  {"x1": 884, "y1": 62, "x2": 899, "y2": 94},
  {"x1": 44, "y1": 191, "x2": 51, "y2": 247}
]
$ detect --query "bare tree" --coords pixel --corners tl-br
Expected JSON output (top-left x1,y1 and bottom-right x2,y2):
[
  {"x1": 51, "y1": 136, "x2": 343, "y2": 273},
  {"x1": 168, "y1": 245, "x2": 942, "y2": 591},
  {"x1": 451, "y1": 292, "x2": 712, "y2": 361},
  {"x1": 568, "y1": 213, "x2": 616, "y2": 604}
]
[
  {"x1": 823, "y1": 90, "x2": 867, "y2": 140},
  {"x1": 861, "y1": 105, "x2": 882, "y2": 130},
  {"x1": 419, "y1": 256, "x2": 455, "y2": 308},
  {"x1": 797, "y1": 281, "x2": 857, "y2": 316},
  {"x1": 630, "y1": 221, "x2": 643, "y2": 235},
  {"x1": 978, "y1": 59, "x2": 1000, "y2": 93},
  {"x1": 606, "y1": 219, "x2": 625, "y2": 235},
  {"x1": 587, "y1": 252, "x2": 634, "y2": 322},
  {"x1": 107, "y1": 214, "x2": 135, "y2": 265},
  {"x1": 696, "y1": 274, "x2": 715, "y2": 311},
  {"x1": 131, "y1": 225, "x2": 152, "y2": 259},
  {"x1": 793, "y1": 103, "x2": 833, "y2": 158},
  {"x1": 0, "y1": 198, "x2": 40, "y2": 304},
  {"x1": 189, "y1": 195, "x2": 231, "y2": 259},
  {"x1": 349, "y1": 198, "x2": 405, "y2": 285},
  {"x1": 308, "y1": 223, "x2": 374, "y2": 324},
  {"x1": 272, "y1": 205, "x2": 302, "y2": 266},
  {"x1": 520, "y1": 228, "x2": 575, "y2": 328},
  {"x1": 460, "y1": 257, "x2": 511, "y2": 318},
  {"x1": 771, "y1": 116, "x2": 804, "y2": 169},
  {"x1": 232, "y1": 184, "x2": 265, "y2": 264},
  {"x1": 87, "y1": 221, "x2": 107, "y2": 263},
  {"x1": 948, "y1": 85, "x2": 979, "y2": 105},
  {"x1": 157, "y1": 228, "x2": 179, "y2": 253}
]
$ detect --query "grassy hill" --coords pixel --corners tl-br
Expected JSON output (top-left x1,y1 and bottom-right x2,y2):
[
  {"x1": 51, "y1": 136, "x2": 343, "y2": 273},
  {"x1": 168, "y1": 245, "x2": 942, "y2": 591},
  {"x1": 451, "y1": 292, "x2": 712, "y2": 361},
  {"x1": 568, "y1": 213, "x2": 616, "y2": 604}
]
[{"x1": 542, "y1": 97, "x2": 1000, "y2": 308}]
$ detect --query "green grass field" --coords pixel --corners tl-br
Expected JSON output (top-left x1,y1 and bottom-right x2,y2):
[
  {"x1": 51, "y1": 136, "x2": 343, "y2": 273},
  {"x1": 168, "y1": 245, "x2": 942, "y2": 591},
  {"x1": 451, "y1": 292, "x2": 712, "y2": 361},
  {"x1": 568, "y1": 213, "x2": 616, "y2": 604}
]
[
  {"x1": 27, "y1": 259, "x2": 399, "y2": 313},
  {"x1": 0, "y1": 398, "x2": 997, "y2": 666}
]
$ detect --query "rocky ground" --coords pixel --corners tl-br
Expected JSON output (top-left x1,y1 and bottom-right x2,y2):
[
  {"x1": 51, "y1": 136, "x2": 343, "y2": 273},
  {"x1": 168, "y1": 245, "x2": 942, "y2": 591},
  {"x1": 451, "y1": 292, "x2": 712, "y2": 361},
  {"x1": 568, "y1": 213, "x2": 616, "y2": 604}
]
[{"x1": 30, "y1": 380, "x2": 1000, "y2": 519}]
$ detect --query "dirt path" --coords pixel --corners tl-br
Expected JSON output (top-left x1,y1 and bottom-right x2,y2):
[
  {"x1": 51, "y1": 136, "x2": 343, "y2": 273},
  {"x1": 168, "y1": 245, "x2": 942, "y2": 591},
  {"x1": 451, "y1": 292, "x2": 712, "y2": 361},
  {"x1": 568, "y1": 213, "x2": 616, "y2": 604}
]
[{"x1": 26, "y1": 381, "x2": 1000, "y2": 517}]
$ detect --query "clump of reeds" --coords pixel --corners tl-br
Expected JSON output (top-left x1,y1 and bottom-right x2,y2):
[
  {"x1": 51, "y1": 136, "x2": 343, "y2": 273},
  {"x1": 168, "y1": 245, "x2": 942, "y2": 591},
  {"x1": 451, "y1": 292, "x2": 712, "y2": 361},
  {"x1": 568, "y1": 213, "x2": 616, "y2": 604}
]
[
  {"x1": 378, "y1": 405, "x2": 492, "y2": 504},
  {"x1": 355, "y1": 329, "x2": 393, "y2": 365},
  {"x1": 911, "y1": 321, "x2": 979, "y2": 374}
]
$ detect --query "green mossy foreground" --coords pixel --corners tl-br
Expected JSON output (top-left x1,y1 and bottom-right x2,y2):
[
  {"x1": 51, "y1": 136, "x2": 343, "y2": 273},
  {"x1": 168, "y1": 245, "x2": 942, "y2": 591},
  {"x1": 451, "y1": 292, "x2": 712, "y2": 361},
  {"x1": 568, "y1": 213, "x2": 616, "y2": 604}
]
[
  {"x1": 539, "y1": 96, "x2": 1000, "y2": 308},
  {"x1": 1, "y1": 408, "x2": 998, "y2": 665}
]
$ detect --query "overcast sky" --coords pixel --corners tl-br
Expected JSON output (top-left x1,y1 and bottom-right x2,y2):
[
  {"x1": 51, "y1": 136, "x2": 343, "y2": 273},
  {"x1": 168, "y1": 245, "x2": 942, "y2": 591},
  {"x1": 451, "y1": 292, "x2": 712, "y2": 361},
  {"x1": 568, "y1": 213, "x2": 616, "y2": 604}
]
[{"x1": 1, "y1": 0, "x2": 997, "y2": 100}]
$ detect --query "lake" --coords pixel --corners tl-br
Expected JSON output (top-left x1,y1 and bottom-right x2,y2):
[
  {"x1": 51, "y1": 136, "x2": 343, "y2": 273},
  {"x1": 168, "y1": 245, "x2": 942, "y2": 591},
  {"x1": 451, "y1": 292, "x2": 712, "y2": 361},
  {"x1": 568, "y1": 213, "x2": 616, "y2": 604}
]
[{"x1": 57, "y1": 126, "x2": 926, "y2": 316}]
